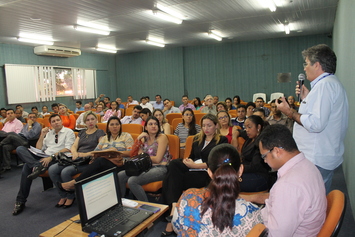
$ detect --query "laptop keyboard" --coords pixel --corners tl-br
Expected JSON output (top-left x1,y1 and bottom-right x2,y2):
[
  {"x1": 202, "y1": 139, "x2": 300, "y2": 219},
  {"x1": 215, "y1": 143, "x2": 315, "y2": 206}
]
[{"x1": 93, "y1": 207, "x2": 140, "y2": 232}]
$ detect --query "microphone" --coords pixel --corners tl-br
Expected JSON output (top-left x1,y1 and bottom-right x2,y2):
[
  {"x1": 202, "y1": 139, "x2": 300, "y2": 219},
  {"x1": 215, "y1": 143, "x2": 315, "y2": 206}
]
[{"x1": 298, "y1": 73, "x2": 305, "y2": 102}]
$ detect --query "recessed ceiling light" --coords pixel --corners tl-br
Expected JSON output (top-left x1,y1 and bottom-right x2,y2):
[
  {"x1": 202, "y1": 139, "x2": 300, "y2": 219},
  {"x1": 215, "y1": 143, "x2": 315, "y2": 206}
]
[{"x1": 74, "y1": 25, "x2": 110, "y2": 35}]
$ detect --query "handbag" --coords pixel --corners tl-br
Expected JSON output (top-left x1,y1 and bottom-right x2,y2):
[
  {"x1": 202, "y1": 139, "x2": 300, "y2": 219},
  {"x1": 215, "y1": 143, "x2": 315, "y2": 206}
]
[
  {"x1": 56, "y1": 152, "x2": 91, "y2": 167},
  {"x1": 125, "y1": 153, "x2": 152, "y2": 176},
  {"x1": 92, "y1": 150, "x2": 124, "y2": 167}
]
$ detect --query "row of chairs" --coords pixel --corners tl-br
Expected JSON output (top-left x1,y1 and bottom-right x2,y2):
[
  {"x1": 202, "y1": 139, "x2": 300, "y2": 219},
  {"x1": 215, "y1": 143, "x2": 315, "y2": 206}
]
[{"x1": 252, "y1": 92, "x2": 285, "y2": 104}]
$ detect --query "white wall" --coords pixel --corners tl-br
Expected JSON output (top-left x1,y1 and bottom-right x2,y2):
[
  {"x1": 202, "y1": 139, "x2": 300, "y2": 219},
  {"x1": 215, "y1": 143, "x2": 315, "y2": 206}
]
[{"x1": 333, "y1": 0, "x2": 355, "y2": 218}]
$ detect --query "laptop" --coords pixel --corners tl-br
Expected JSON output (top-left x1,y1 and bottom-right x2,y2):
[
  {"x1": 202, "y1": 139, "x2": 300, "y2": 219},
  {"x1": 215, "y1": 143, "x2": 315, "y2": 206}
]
[{"x1": 75, "y1": 167, "x2": 153, "y2": 237}]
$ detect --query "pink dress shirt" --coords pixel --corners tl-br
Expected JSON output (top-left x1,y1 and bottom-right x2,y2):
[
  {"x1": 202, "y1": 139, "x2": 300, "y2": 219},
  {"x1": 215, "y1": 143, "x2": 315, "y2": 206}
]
[
  {"x1": 2, "y1": 118, "x2": 24, "y2": 133},
  {"x1": 103, "y1": 109, "x2": 121, "y2": 122},
  {"x1": 262, "y1": 152, "x2": 326, "y2": 237}
]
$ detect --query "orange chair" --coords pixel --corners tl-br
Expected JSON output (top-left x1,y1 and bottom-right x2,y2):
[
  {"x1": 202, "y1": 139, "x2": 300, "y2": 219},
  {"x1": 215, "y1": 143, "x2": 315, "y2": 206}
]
[
  {"x1": 172, "y1": 118, "x2": 183, "y2": 132},
  {"x1": 120, "y1": 108, "x2": 125, "y2": 118},
  {"x1": 246, "y1": 223, "x2": 268, "y2": 237},
  {"x1": 76, "y1": 111, "x2": 85, "y2": 115},
  {"x1": 73, "y1": 114, "x2": 79, "y2": 119},
  {"x1": 237, "y1": 136, "x2": 246, "y2": 154},
  {"x1": 194, "y1": 113, "x2": 207, "y2": 125},
  {"x1": 317, "y1": 190, "x2": 346, "y2": 237},
  {"x1": 0, "y1": 122, "x2": 3, "y2": 130},
  {"x1": 141, "y1": 134, "x2": 180, "y2": 193},
  {"x1": 229, "y1": 110, "x2": 237, "y2": 118},
  {"x1": 125, "y1": 107, "x2": 133, "y2": 116},
  {"x1": 96, "y1": 114, "x2": 101, "y2": 122},
  {"x1": 122, "y1": 124, "x2": 143, "y2": 134},
  {"x1": 128, "y1": 104, "x2": 137, "y2": 108},
  {"x1": 36, "y1": 118, "x2": 44, "y2": 124},
  {"x1": 166, "y1": 113, "x2": 182, "y2": 125},
  {"x1": 97, "y1": 123, "x2": 107, "y2": 131},
  {"x1": 129, "y1": 133, "x2": 139, "y2": 141},
  {"x1": 43, "y1": 117, "x2": 51, "y2": 128},
  {"x1": 183, "y1": 135, "x2": 195, "y2": 159}
]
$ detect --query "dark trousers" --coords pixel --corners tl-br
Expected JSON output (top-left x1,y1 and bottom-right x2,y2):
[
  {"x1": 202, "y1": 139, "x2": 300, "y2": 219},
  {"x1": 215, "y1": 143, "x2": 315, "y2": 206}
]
[
  {"x1": 75, "y1": 157, "x2": 124, "y2": 182},
  {"x1": 240, "y1": 173, "x2": 269, "y2": 192},
  {"x1": 15, "y1": 146, "x2": 54, "y2": 203},
  {"x1": 0, "y1": 132, "x2": 28, "y2": 169},
  {"x1": 162, "y1": 159, "x2": 210, "y2": 206}
]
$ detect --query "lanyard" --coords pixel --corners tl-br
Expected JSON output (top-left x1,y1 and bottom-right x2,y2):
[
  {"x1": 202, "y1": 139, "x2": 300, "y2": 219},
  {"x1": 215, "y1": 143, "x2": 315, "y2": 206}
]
[{"x1": 312, "y1": 73, "x2": 332, "y2": 88}]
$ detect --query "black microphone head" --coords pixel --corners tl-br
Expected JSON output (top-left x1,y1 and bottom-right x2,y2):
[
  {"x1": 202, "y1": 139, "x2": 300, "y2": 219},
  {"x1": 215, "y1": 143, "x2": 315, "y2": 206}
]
[{"x1": 298, "y1": 73, "x2": 305, "y2": 81}]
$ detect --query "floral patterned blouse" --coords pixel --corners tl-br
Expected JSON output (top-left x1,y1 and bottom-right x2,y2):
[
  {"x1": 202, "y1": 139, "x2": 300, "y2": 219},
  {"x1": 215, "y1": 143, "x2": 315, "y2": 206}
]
[
  {"x1": 173, "y1": 188, "x2": 263, "y2": 236},
  {"x1": 142, "y1": 139, "x2": 171, "y2": 164}
]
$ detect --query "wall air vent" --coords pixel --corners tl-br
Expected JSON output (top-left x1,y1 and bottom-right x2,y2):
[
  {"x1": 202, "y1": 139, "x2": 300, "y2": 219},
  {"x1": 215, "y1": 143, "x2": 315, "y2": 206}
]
[{"x1": 34, "y1": 45, "x2": 81, "y2": 57}]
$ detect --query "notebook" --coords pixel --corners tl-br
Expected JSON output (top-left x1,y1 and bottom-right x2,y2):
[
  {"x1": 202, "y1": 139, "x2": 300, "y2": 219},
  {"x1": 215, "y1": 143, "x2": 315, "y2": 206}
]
[{"x1": 75, "y1": 167, "x2": 153, "y2": 237}]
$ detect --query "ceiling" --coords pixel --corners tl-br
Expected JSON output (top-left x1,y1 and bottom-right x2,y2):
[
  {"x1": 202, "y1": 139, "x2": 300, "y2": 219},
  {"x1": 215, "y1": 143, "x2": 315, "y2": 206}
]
[{"x1": 0, "y1": 0, "x2": 339, "y2": 54}]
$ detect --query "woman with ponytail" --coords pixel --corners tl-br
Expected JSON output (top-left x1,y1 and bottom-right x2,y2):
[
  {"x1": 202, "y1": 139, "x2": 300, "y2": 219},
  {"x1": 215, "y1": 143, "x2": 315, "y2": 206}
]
[{"x1": 172, "y1": 144, "x2": 262, "y2": 236}]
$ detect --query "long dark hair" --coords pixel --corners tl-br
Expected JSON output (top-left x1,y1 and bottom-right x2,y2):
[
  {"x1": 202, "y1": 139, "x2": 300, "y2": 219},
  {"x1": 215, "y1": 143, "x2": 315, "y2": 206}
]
[
  {"x1": 106, "y1": 116, "x2": 122, "y2": 141},
  {"x1": 201, "y1": 144, "x2": 242, "y2": 232},
  {"x1": 144, "y1": 116, "x2": 161, "y2": 138},
  {"x1": 194, "y1": 97, "x2": 202, "y2": 107},
  {"x1": 110, "y1": 101, "x2": 119, "y2": 111},
  {"x1": 182, "y1": 108, "x2": 197, "y2": 136}
]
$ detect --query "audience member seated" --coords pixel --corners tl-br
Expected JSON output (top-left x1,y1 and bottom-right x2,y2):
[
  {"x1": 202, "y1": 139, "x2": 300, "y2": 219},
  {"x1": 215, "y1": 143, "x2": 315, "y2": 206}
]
[
  {"x1": 152, "y1": 94, "x2": 164, "y2": 110},
  {"x1": 75, "y1": 104, "x2": 92, "y2": 130},
  {"x1": 1, "y1": 109, "x2": 24, "y2": 134},
  {"x1": 16, "y1": 104, "x2": 29, "y2": 118},
  {"x1": 217, "y1": 111, "x2": 237, "y2": 143},
  {"x1": 51, "y1": 103, "x2": 59, "y2": 113},
  {"x1": 12, "y1": 114, "x2": 75, "y2": 215},
  {"x1": 216, "y1": 101, "x2": 228, "y2": 112},
  {"x1": 74, "y1": 100, "x2": 84, "y2": 113},
  {"x1": 253, "y1": 107, "x2": 267, "y2": 121},
  {"x1": 255, "y1": 97, "x2": 270, "y2": 117},
  {"x1": 163, "y1": 99, "x2": 180, "y2": 116},
  {"x1": 200, "y1": 95, "x2": 217, "y2": 115},
  {"x1": 153, "y1": 109, "x2": 171, "y2": 134},
  {"x1": 94, "y1": 103, "x2": 105, "y2": 116},
  {"x1": 58, "y1": 103, "x2": 76, "y2": 130},
  {"x1": 287, "y1": 95, "x2": 298, "y2": 111},
  {"x1": 49, "y1": 112, "x2": 105, "y2": 209},
  {"x1": 243, "y1": 125, "x2": 326, "y2": 236},
  {"x1": 234, "y1": 115, "x2": 269, "y2": 192},
  {"x1": 225, "y1": 97, "x2": 236, "y2": 111},
  {"x1": 94, "y1": 94, "x2": 110, "y2": 109},
  {"x1": 0, "y1": 113, "x2": 41, "y2": 172},
  {"x1": 15, "y1": 109, "x2": 26, "y2": 123},
  {"x1": 102, "y1": 101, "x2": 121, "y2": 122},
  {"x1": 125, "y1": 95, "x2": 139, "y2": 108},
  {"x1": 172, "y1": 144, "x2": 263, "y2": 236},
  {"x1": 139, "y1": 108, "x2": 152, "y2": 126},
  {"x1": 161, "y1": 114, "x2": 228, "y2": 234},
  {"x1": 179, "y1": 95, "x2": 196, "y2": 112},
  {"x1": 31, "y1": 106, "x2": 43, "y2": 118},
  {"x1": 61, "y1": 116, "x2": 133, "y2": 191},
  {"x1": 140, "y1": 96, "x2": 153, "y2": 112},
  {"x1": 267, "y1": 99, "x2": 294, "y2": 132},
  {"x1": 232, "y1": 95, "x2": 241, "y2": 108},
  {"x1": 233, "y1": 104, "x2": 246, "y2": 128},
  {"x1": 192, "y1": 97, "x2": 203, "y2": 110},
  {"x1": 213, "y1": 95, "x2": 219, "y2": 105},
  {"x1": 246, "y1": 102, "x2": 256, "y2": 117},
  {"x1": 118, "y1": 116, "x2": 171, "y2": 202},
  {"x1": 115, "y1": 98, "x2": 125, "y2": 109},
  {"x1": 174, "y1": 108, "x2": 201, "y2": 148},
  {"x1": 40, "y1": 105, "x2": 51, "y2": 117},
  {"x1": 121, "y1": 105, "x2": 143, "y2": 124},
  {"x1": 0, "y1": 108, "x2": 7, "y2": 123}
]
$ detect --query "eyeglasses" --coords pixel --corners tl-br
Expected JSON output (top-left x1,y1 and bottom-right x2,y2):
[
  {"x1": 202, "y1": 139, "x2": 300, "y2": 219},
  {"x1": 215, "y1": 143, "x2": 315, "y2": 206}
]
[
  {"x1": 218, "y1": 115, "x2": 229, "y2": 120},
  {"x1": 184, "y1": 114, "x2": 193, "y2": 117},
  {"x1": 55, "y1": 134, "x2": 58, "y2": 144},
  {"x1": 261, "y1": 147, "x2": 283, "y2": 159}
]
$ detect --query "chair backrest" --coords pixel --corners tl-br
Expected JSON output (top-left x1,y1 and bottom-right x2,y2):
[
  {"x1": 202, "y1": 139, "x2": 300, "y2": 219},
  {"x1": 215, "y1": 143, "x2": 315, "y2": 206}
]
[
  {"x1": 129, "y1": 133, "x2": 139, "y2": 141},
  {"x1": 166, "y1": 134, "x2": 180, "y2": 160},
  {"x1": 97, "y1": 123, "x2": 107, "y2": 132},
  {"x1": 194, "y1": 113, "x2": 207, "y2": 125},
  {"x1": 43, "y1": 117, "x2": 51, "y2": 128},
  {"x1": 172, "y1": 118, "x2": 183, "y2": 132},
  {"x1": 317, "y1": 190, "x2": 346, "y2": 237},
  {"x1": 122, "y1": 124, "x2": 143, "y2": 134},
  {"x1": 269, "y1": 92, "x2": 284, "y2": 102},
  {"x1": 184, "y1": 135, "x2": 195, "y2": 159},
  {"x1": 119, "y1": 108, "x2": 125, "y2": 118},
  {"x1": 228, "y1": 110, "x2": 237, "y2": 118},
  {"x1": 76, "y1": 111, "x2": 85, "y2": 115},
  {"x1": 0, "y1": 122, "x2": 3, "y2": 130},
  {"x1": 36, "y1": 118, "x2": 44, "y2": 124},
  {"x1": 246, "y1": 223, "x2": 268, "y2": 237},
  {"x1": 253, "y1": 93, "x2": 267, "y2": 102},
  {"x1": 166, "y1": 113, "x2": 182, "y2": 125},
  {"x1": 125, "y1": 107, "x2": 133, "y2": 116},
  {"x1": 73, "y1": 113, "x2": 79, "y2": 119}
]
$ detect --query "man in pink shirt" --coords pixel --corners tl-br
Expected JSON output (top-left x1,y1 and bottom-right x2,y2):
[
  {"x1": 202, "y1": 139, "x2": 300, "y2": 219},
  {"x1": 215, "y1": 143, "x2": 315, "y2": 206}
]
[
  {"x1": 2, "y1": 109, "x2": 23, "y2": 133},
  {"x1": 242, "y1": 124, "x2": 326, "y2": 237}
]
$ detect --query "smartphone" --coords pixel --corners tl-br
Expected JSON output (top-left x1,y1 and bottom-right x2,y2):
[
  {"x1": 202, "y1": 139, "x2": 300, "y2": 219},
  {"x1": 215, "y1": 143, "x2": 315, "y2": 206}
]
[{"x1": 138, "y1": 204, "x2": 161, "y2": 213}]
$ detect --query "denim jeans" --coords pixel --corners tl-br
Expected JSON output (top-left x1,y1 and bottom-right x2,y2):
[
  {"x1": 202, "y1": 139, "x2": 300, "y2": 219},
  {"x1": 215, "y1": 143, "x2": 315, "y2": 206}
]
[
  {"x1": 118, "y1": 165, "x2": 167, "y2": 202},
  {"x1": 240, "y1": 173, "x2": 269, "y2": 192},
  {"x1": 48, "y1": 163, "x2": 89, "y2": 199},
  {"x1": 316, "y1": 165, "x2": 334, "y2": 194}
]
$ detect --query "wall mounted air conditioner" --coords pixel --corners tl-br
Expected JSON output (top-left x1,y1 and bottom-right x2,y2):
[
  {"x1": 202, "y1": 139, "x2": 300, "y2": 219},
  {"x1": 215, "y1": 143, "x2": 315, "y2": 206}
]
[{"x1": 34, "y1": 45, "x2": 81, "y2": 57}]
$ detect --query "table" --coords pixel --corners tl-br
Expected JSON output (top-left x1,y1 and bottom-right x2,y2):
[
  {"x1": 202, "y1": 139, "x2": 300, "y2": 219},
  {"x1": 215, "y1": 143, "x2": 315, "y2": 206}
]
[{"x1": 39, "y1": 201, "x2": 168, "y2": 237}]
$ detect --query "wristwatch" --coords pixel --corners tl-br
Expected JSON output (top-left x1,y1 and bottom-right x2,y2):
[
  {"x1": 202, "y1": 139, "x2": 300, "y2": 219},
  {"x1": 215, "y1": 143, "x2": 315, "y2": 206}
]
[{"x1": 28, "y1": 126, "x2": 32, "y2": 128}]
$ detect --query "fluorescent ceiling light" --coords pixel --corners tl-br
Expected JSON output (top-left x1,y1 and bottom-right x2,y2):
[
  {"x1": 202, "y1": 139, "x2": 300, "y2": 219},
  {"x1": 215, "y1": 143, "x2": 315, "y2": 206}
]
[
  {"x1": 284, "y1": 24, "x2": 290, "y2": 34},
  {"x1": 96, "y1": 47, "x2": 117, "y2": 53},
  {"x1": 268, "y1": 1, "x2": 277, "y2": 12},
  {"x1": 152, "y1": 9, "x2": 183, "y2": 24},
  {"x1": 156, "y1": 4, "x2": 185, "y2": 20},
  {"x1": 208, "y1": 31, "x2": 222, "y2": 41},
  {"x1": 77, "y1": 20, "x2": 110, "y2": 31},
  {"x1": 146, "y1": 39, "x2": 165, "y2": 47},
  {"x1": 17, "y1": 37, "x2": 54, "y2": 45},
  {"x1": 74, "y1": 25, "x2": 110, "y2": 35}
]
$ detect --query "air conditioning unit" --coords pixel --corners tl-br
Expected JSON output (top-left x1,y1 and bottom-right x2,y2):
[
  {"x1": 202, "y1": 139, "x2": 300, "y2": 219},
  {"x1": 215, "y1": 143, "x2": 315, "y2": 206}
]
[{"x1": 34, "y1": 45, "x2": 81, "y2": 57}]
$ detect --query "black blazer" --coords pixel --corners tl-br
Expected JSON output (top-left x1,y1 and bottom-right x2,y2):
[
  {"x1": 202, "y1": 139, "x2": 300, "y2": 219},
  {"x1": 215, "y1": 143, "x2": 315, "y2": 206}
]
[
  {"x1": 189, "y1": 135, "x2": 228, "y2": 163},
  {"x1": 241, "y1": 138, "x2": 269, "y2": 178}
]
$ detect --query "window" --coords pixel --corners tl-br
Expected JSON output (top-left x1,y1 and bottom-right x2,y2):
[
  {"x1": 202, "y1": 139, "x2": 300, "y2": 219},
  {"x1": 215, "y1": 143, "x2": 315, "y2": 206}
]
[{"x1": 55, "y1": 68, "x2": 73, "y2": 96}]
